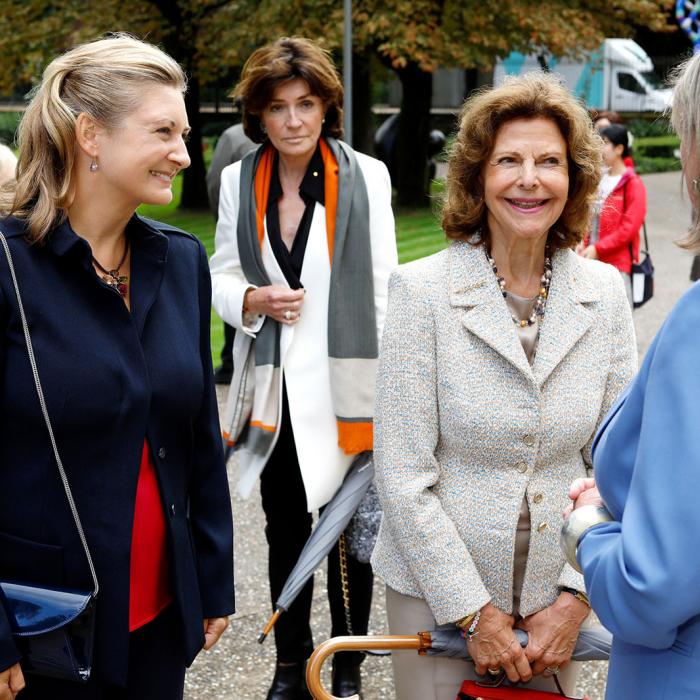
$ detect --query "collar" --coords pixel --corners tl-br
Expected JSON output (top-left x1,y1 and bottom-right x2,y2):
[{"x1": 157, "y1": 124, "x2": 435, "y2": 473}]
[
  {"x1": 268, "y1": 144, "x2": 325, "y2": 206},
  {"x1": 448, "y1": 239, "x2": 600, "y2": 309}
]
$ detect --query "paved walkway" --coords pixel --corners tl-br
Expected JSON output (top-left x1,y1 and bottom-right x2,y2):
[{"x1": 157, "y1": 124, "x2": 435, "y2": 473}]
[{"x1": 184, "y1": 171, "x2": 694, "y2": 699}]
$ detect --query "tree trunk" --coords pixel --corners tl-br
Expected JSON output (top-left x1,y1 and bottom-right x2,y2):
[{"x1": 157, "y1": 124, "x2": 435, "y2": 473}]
[
  {"x1": 180, "y1": 74, "x2": 209, "y2": 209},
  {"x1": 395, "y1": 62, "x2": 433, "y2": 208},
  {"x1": 352, "y1": 50, "x2": 373, "y2": 155}
]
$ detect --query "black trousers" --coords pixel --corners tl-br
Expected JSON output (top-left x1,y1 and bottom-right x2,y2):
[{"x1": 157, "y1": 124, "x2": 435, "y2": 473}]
[
  {"x1": 19, "y1": 605, "x2": 186, "y2": 700},
  {"x1": 219, "y1": 322, "x2": 235, "y2": 371},
  {"x1": 260, "y1": 392, "x2": 373, "y2": 663}
]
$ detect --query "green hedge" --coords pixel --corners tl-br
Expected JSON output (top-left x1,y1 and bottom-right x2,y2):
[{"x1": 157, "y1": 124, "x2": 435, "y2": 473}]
[{"x1": 0, "y1": 112, "x2": 20, "y2": 146}]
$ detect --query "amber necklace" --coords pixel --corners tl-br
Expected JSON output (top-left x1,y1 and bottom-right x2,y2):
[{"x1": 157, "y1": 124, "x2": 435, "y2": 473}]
[{"x1": 93, "y1": 238, "x2": 129, "y2": 298}]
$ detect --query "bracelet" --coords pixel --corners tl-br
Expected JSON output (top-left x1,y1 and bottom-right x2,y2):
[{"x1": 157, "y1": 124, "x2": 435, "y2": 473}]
[
  {"x1": 561, "y1": 587, "x2": 590, "y2": 607},
  {"x1": 456, "y1": 610, "x2": 481, "y2": 640},
  {"x1": 560, "y1": 504, "x2": 614, "y2": 573}
]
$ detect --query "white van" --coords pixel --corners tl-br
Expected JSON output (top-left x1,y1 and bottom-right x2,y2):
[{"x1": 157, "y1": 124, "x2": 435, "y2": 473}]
[{"x1": 494, "y1": 39, "x2": 672, "y2": 112}]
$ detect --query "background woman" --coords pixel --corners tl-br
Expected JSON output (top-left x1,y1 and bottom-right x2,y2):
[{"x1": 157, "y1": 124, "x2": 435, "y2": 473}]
[
  {"x1": 566, "y1": 50, "x2": 700, "y2": 700},
  {"x1": 371, "y1": 73, "x2": 637, "y2": 700},
  {"x1": 579, "y1": 124, "x2": 647, "y2": 307},
  {"x1": 0, "y1": 35, "x2": 234, "y2": 699},
  {"x1": 209, "y1": 37, "x2": 397, "y2": 700}
]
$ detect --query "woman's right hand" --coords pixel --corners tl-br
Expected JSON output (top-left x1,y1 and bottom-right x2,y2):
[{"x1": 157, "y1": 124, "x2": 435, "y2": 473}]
[
  {"x1": 0, "y1": 663, "x2": 24, "y2": 699},
  {"x1": 245, "y1": 285, "x2": 305, "y2": 325},
  {"x1": 467, "y1": 603, "x2": 532, "y2": 684}
]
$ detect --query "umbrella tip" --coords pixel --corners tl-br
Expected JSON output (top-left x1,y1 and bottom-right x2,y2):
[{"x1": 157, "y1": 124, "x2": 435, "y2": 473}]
[
  {"x1": 258, "y1": 609, "x2": 283, "y2": 644},
  {"x1": 257, "y1": 631, "x2": 268, "y2": 644}
]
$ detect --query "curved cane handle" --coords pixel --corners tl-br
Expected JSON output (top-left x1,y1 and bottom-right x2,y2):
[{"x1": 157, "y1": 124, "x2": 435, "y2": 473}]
[{"x1": 306, "y1": 634, "x2": 431, "y2": 700}]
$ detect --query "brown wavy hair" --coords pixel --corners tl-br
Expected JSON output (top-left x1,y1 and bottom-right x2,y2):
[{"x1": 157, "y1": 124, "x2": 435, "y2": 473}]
[
  {"x1": 233, "y1": 37, "x2": 343, "y2": 143},
  {"x1": 442, "y1": 72, "x2": 602, "y2": 250}
]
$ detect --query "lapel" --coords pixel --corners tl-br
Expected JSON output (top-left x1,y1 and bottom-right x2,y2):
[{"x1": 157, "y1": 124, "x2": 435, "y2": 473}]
[
  {"x1": 129, "y1": 216, "x2": 169, "y2": 338},
  {"x1": 450, "y1": 241, "x2": 534, "y2": 381},
  {"x1": 532, "y1": 248, "x2": 597, "y2": 386}
]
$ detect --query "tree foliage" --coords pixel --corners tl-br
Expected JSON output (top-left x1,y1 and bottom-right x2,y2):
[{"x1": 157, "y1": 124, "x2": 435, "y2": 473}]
[{"x1": 0, "y1": 0, "x2": 675, "y2": 208}]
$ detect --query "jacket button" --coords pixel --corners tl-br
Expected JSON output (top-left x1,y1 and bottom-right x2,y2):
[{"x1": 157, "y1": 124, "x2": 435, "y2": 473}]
[
  {"x1": 537, "y1": 521, "x2": 547, "y2": 533},
  {"x1": 533, "y1": 493, "x2": 544, "y2": 504},
  {"x1": 158, "y1": 447, "x2": 166, "y2": 459},
  {"x1": 170, "y1": 504, "x2": 176, "y2": 516},
  {"x1": 522, "y1": 434, "x2": 535, "y2": 446},
  {"x1": 517, "y1": 462, "x2": 528, "y2": 473}
]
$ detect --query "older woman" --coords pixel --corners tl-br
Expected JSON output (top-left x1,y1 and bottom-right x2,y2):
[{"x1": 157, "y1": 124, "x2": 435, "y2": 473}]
[
  {"x1": 371, "y1": 72, "x2": 637, "y2": 700},
  {"x1": 565, "y1": 51, "x2": 700, "y2": 700},
  {"x1": 0, "y1": 36, "x2": 233, "y2": 699},
  {"x1": 209, "y1": 37, "x2": 397, "y2": 699}
]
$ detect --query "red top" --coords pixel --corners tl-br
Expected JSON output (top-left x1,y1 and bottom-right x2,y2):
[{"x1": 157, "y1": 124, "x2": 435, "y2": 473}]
[
  {"x1": 129, "y1": 441, "x2": 173, "y2": 631},
  {"x1": 593, "y1": 167, "x2": 647, "y2": 275}
]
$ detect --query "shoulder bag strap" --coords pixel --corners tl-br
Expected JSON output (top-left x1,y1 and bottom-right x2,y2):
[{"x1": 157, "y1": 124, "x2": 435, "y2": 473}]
[{"x1": 0, "y1": 231, "x2": 99, "y2": 596}]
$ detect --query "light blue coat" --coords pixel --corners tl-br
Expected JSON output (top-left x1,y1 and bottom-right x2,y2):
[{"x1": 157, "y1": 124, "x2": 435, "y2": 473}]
[{"x1": 580, "y1": 282, "x2": 700, "y2": 699}]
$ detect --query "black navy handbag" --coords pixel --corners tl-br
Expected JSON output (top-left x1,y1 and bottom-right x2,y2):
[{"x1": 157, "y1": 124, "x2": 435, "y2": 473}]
[{"x1": 0, "y1": 231, "x2": 98, "y2": 682}]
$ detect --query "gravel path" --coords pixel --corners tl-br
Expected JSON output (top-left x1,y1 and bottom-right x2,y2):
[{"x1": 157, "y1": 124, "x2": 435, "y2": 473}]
[{"x1": 184, "y1": 171, "x2": 693, "y2": 699}]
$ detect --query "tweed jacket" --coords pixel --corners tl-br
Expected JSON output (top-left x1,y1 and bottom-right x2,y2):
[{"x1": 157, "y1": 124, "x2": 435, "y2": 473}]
[{"x1": 371, "y1": 241, "x2": 637, "y2": 625}]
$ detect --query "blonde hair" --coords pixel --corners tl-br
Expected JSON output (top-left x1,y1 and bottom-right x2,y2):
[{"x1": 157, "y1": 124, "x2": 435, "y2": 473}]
[
  {"x1": 233, "y1": 37, "x2": 343, "y2": 143},
  {"x1": 0, "y1": 144, "x2": 17, "y2": 187},
  {"x1": 442, "y1": 72, "x2": 602, "y2": 250},
  {"x1": 670, "y1": 52, "x2": 700, "y2": 251},
  {"x1": 0, "y1": 34, "x2": 186, "y2": 244}
]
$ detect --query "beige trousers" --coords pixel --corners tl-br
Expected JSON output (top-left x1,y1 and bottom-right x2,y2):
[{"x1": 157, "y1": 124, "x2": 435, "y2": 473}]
[{"x1": 385, "y1": 500, "x2": 582, "y2": 700}]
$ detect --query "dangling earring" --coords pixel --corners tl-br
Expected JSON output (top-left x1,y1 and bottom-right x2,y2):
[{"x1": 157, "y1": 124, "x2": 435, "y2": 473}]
[
  {"x1": 89, "y1": 156, "x2": 99, "y2": 172},
  {"x1": 322, "y1": 117, "x2": 326, "y2": 124},
  {"x1": 260, "y1": 123, "x2": 267, "y2": 135}
]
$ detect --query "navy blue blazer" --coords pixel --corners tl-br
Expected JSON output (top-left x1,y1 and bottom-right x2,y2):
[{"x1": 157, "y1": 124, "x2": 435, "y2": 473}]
[
  {"x1": 0, "y1": 214, "x2": 235, "y2": 684},
  {"x1": 580, "y1": 282, "x2": 700, "y2": 699}
]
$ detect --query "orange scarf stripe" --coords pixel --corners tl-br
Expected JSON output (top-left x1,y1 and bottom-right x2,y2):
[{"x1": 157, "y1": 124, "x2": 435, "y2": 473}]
[
  {"x1": 336, "y1": 421, "x2": 373, "y2": 455},
  {"x1": 253, "y1": 145, "x2": 276, "y2": 250},
  {"x1": 318, "y1": 139, "x2": 339, "y2": 264}
]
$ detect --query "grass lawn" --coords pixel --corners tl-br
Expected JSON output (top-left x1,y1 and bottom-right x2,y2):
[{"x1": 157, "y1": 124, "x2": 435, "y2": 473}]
[{"x1": 138, "y1": 176, "x2": 447, "y2": 360}]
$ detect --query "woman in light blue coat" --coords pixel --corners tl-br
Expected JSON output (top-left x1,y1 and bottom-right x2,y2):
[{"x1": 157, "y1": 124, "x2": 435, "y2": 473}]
[{"x1": 565, "y1": 51, "x2": 700, "y2": 699}]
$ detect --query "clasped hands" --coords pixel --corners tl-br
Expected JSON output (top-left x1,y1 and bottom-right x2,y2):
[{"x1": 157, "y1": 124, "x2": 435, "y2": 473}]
[{"x1": 467, "y1": 599, "x2": 588, "y2": 684}]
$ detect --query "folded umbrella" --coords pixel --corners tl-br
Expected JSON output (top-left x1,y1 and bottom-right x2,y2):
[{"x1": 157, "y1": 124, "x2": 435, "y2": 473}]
[
  {"x1": 258, "y1": 452, "x2": 374, "y2": 643},
  {"x1": 306, "y1": 626, "x2": 612, "y2": 700},
  {"x1": 425, "y1": 625, "x2": 611, "y2": 661}
]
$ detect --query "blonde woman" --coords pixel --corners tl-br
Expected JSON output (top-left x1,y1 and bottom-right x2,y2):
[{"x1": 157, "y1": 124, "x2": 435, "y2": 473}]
[{"x1": 0, "y1": 35, "x2": 233, "y2": 699}]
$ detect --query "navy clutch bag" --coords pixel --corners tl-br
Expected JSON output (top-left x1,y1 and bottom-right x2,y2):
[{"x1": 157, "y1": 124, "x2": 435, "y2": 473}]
[{"x1": 0, "y1": 232, "x2": 99, "y2": 682}]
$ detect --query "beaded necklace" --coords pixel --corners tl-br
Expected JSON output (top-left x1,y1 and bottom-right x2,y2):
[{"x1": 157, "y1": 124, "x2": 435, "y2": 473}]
[
  {"x1": 93, "y1": 238, "x2": 129, "y2": 298},
  {"x1": 486, "y1": 248, "x2": 552, "y2": 328}
]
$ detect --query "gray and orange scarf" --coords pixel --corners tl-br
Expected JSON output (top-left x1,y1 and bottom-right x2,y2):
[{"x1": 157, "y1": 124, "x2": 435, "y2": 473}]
[{"x1": 223, "y1": 137, "x2": 377, "y2": 468}]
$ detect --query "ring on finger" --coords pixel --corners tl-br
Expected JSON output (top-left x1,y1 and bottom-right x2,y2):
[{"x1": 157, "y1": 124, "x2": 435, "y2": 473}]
[
  {"x1": 284, "y1": 310, "x2": 293, "y2": 321},
  {"x1": 487, "y1": 668, "x2": 501, "y2": 676},
  {"x1": 544, "y1": 666, "x2": 559, "y2": 674}
]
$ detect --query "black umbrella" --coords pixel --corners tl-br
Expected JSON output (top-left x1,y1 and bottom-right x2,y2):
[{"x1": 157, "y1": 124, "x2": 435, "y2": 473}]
[{"x1": 258, "y1": 452, "x2": 374, "y2": 643}]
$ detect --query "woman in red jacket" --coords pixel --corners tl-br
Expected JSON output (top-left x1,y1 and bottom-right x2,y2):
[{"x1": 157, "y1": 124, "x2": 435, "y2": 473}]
[{"x1": 580, "y1": 124, "x2": 647, "y2": 307}]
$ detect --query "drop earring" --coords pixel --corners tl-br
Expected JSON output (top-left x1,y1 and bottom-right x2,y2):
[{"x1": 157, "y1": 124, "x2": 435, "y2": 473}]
[
  {"x1": 260, "y1": 123, "x2": 267, "y2": 135},
  {"x1": 89, "y1": 157, "x2": 99, "y2": 172}
]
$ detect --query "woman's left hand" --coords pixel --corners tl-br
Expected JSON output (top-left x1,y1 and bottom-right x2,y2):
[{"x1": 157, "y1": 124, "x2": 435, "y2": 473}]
[
  {"x1": 203, "y1": 616, "x2": 229, "y2": 650},
  {"x1": 563, "y1": 477, "x2": 603, "y2": 518},
  {"x1": 516, "y1": 593, "x2": 589, "y2": 677}
]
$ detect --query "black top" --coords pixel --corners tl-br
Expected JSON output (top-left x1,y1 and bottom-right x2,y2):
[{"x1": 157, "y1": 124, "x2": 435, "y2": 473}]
[{"x1": 266, "y1": 145, "x2": 325, "y2": 289}]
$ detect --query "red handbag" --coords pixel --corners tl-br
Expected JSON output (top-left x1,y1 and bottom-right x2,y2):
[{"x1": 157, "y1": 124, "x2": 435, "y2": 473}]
[{"x1": 457, "y1": 680, "x2": 589, "y2": 700}]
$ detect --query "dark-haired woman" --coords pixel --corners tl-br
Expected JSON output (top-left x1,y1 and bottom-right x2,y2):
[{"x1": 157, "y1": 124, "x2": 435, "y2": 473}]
[
  {"x1": 210, "y1": 37, "x2": 397, "y2": 700},
  {"x1": 580, "y1": 124, "x2": 647, "y2": 307}
]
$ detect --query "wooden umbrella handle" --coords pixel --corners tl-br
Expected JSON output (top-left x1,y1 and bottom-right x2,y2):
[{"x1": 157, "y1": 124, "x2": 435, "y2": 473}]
[{"x1": 305, "y1": 634, "x2": 431, "y2": 700}]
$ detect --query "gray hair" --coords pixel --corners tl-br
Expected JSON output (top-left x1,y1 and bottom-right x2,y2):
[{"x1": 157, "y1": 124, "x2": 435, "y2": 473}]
[{"x1": 671, "y1": 52, "x2": 700, "y2": 250}]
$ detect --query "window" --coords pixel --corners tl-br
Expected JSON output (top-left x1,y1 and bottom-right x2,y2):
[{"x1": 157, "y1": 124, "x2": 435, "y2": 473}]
[{"x1": 617, "y1": 72, "x2": 647, "y2": 95}]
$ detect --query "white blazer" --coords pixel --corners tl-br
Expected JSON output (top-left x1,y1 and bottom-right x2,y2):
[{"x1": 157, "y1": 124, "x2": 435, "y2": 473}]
[{"x1": 210, "y1": 147, "x2": 398, "y2": 510}]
